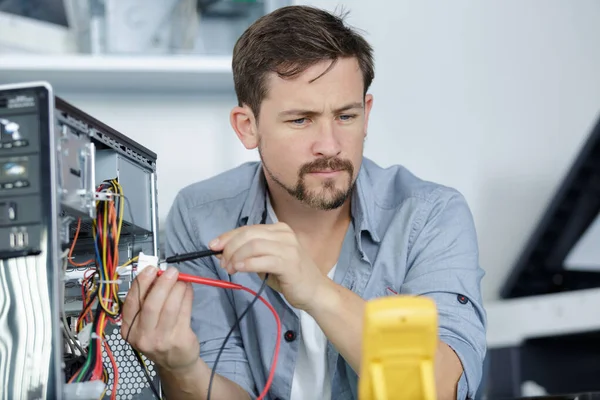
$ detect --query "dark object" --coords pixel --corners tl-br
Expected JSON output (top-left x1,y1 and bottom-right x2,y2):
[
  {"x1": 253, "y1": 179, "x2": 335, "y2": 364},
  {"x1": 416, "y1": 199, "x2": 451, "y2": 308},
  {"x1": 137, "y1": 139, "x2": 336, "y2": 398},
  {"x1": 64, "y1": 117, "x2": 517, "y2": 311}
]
[
  {"x1": 206, "y1": 273, "x2": 270, "y2": 400},
  {"x1": 485, "y1": 330, "x2": 600, "y2": 399},
  {"x1": 516, "y1": 394, "x2": 600, "y2": 400},
  {"x1": 284, "y1": 330, "x2": 296, "y2": 342},
  {"x1": 165, "y1": 249, "x2": 222, "y2": 264},
  {"x1": 196, "y1": 0, "x2": 259, "y2": 18},
  {"x1": 0, "y1": 0, "x2": 69, "y2": 27},
  {"x1": 500, "y1": 113, "x2": 600, "y2": 299}
]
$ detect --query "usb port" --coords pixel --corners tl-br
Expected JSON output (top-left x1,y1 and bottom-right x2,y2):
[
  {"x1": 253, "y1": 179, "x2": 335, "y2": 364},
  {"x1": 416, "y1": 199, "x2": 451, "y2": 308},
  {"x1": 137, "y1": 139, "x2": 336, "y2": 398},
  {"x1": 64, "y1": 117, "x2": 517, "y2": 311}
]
[
  {"x1": 16, "y1": 232, "x2": 24, "y2": 247},
  {"x1": 9, "y1": 232, "x2": 15, "y2": 248},
  {"x1": 15, "y1": 232, "x2": 27, "y2": 248}
]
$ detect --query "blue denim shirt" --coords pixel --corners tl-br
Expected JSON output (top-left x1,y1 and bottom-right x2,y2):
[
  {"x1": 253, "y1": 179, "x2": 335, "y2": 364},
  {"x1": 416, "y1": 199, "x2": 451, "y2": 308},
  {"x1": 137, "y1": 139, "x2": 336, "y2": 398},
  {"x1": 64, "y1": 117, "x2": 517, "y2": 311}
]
[{"x1": 164, "y1": 157, "x2": 487, "y2": 400}]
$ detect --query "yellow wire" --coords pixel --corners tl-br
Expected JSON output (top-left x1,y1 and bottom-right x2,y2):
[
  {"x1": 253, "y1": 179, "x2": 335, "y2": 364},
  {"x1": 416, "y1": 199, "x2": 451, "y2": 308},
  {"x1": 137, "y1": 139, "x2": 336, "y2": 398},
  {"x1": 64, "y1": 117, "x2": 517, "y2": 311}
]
[
  {"x1": 115, "y1": 180, "x2": 124, "y2": 242},
  {"x1": 113, "y1": 180, "x2": 125, "y2": 307},
  {"x1": 102, "y1": 200, "x2": 108, "y2": 282},
  {"x1": 135, "y1": 349, "x2": 152, "y2": 375},
  {"x1": 98, "y1": 199, "x2": 109, "y2": 313},
  {"x1": 89, "y1": 182, "x2": 132, "y2": 330},
  {"x1": 109, "y1": 185, "x2": 119, "y2": 307},
  {"x1": 101, "y1": 381, "x2": 108, "y2": 398},
  {"x1": 121, "y1": 256, "x2": 139, "y2": 268},
  {"x1": 95, "y1": 182, "x2": 121, "y2": 315},
  {"x1": 74, "y1": 181, "x2": 128, "y2": 390}
]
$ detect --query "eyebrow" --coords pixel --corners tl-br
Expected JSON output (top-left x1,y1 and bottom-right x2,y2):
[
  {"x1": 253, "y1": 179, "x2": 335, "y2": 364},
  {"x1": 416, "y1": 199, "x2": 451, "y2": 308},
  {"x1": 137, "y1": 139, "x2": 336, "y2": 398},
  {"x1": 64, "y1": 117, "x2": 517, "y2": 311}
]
[{"x1": 278, "y1": 102, "x2": 364, "y2": 118}]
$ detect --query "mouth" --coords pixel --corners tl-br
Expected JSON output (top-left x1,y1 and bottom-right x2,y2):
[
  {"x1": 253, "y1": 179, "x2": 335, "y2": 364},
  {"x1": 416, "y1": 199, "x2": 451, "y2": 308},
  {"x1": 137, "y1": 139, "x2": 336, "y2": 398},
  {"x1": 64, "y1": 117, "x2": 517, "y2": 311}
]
[{"x1": 308, "y1": 169, "x2": 344, "y2": 177}]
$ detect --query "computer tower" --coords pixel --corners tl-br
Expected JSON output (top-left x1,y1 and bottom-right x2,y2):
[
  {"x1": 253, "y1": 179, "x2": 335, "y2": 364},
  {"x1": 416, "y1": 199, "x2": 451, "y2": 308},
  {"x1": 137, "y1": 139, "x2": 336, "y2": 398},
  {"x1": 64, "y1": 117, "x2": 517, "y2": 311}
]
[{"x1": 0, "y1": 81, "x2": 161, "y2": 399}]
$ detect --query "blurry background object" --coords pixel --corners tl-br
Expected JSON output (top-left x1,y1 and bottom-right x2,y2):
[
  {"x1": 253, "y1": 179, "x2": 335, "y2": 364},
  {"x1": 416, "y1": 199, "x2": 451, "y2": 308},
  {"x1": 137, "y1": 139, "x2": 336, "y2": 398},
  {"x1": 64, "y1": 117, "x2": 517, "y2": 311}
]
[
  {"x1": 66, "y1": 0, "x2": 201, "y2": 55},
  {"x1": 0, "y1": 0, "x2": 75, "y2": 53},
  {"x1": 485, "y1": 114, "x2": 600, "y2": 399},
  {"x1": 0, "y1": 0, "x2": 287, "y2": 94},
  {"x1": 0, "y1": 0, "x2": 69, "y2": 26},
  {"x1": 0, "y1": 0, "x2": 282, "y2": 55}
]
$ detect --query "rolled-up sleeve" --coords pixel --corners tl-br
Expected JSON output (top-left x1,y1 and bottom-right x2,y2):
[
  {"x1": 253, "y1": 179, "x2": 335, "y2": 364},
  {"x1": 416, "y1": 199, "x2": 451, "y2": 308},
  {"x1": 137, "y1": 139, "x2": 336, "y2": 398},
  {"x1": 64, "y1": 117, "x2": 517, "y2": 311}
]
[
  {"x1": 165, "y1": 191, "x2": 257, "y2": 398},
  {"x1": 401, "y1": 188, "x2": 487, "y2": 400}
]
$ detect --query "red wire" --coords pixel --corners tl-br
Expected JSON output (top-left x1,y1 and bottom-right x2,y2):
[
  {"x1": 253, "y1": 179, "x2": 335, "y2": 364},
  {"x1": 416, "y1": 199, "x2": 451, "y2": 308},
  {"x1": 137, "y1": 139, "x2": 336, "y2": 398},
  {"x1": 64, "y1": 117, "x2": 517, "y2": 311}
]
[
  {"x1": 104, "y1": 340, "x2": 118, "y2": 400},
  {"x1": 156, "y1": 270, "x2": 281, "y2": 400}
]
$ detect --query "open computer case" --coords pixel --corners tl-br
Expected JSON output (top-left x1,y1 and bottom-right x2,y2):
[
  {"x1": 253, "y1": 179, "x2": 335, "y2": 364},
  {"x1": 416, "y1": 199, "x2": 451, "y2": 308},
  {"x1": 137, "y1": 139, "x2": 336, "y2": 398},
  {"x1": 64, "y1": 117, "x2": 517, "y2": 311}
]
[{"x1": 0, "y1": 81, "x2": 160, "y2": 399}]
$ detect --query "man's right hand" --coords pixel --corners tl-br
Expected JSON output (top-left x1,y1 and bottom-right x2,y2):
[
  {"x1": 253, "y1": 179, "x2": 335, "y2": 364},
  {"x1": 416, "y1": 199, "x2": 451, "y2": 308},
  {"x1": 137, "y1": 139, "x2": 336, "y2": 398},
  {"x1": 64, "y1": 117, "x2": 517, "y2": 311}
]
[
  {"x1": 121, "y1": 266, "x2": 200, "y2": 373},
  {"x1": 121, "y1": 265, "x2": 252, "y2": 400}
]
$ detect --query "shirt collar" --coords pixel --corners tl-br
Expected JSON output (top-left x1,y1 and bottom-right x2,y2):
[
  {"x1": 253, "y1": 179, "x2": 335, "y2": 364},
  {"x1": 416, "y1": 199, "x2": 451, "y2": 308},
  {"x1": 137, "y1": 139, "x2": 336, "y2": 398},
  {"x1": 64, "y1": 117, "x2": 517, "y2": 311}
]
[
  {"x1": 351, "y1": 161, "x2": 381, "y2": 243},
  {"x1": 238, "y1": 160, "x2": 381, "y2": 243},
  {"x1": 239, "y1": 164, "x2": 268, "y2": 227}
]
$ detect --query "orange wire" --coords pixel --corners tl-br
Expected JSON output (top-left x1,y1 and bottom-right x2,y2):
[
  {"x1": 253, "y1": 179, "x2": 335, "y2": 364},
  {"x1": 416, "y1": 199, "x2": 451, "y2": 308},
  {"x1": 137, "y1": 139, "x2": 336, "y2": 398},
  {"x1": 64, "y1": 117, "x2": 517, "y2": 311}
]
[
  {"x1": 70, "y1": 183, "x2": 129, "y2": 396},
  {"x1": 69, "y1": 219, "x2": 94, "y2": 267}
]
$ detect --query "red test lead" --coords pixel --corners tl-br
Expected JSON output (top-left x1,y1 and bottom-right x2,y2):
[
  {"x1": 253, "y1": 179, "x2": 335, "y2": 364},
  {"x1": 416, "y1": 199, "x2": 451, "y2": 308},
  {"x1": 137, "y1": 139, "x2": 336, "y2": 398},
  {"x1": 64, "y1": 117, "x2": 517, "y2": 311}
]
[{"x1": 155, "y1": 270, "x2": 281, "y2": 400}]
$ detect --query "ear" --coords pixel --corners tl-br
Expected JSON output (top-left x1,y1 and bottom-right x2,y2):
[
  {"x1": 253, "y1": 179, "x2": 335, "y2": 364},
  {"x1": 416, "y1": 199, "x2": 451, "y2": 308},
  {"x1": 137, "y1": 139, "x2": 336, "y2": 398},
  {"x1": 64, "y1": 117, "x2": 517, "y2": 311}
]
[
  {"x1": 230, "y1": 104, "x2": 259, "y2": 150},
  {"x1": 363, "y1": 94, "x2": 374, "y2": 139}
]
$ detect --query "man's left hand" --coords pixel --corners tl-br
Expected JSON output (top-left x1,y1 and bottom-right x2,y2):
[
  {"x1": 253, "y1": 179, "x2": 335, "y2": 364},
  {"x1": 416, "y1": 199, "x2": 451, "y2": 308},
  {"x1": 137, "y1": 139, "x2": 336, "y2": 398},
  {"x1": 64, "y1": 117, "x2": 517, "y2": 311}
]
[{"x1": 209, "y1": 222, "x2": 327, "y2": 311}]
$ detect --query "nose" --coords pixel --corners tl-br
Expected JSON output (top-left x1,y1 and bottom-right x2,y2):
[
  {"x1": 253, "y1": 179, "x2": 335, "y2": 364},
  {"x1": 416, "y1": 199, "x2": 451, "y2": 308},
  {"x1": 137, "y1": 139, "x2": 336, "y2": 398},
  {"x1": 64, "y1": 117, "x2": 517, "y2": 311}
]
[{"x1": 312, "y1": 120, "x2": 341, "y2": 157}]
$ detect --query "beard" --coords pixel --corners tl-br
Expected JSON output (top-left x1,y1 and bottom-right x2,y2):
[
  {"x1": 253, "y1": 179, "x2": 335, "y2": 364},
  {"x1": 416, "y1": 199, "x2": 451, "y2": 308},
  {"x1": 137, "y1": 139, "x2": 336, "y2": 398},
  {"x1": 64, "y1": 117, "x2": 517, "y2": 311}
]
[{"x1": 259, "y1": 147, "x2": 355, "y2": 211}]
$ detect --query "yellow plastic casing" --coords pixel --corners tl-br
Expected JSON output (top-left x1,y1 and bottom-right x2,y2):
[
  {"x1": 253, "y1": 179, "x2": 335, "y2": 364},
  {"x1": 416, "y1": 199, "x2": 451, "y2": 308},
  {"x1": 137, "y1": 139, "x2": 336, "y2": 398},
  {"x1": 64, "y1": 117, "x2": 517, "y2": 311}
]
[{"x1": 358, "y1": 296, "x2": 438, "y2": 400}]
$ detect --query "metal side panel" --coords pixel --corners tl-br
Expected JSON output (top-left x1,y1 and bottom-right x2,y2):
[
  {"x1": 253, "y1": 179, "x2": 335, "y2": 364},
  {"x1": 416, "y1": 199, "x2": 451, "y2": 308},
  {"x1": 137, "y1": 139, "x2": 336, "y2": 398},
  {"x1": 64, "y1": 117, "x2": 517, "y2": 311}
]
[
  {"x1": 0, "y1": 255, "x2": 59, "y2": 400},
  {"x1": 0, "y1": 82, "x2": 63, "y2": 399}
]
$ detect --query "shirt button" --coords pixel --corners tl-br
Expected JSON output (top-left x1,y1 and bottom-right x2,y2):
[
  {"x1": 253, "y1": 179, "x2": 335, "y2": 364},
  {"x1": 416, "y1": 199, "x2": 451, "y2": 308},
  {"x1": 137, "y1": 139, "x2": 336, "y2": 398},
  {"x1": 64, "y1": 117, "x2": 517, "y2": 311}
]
[{"x1": 284, "y1": 330, "x2": 296, "y2": 342}]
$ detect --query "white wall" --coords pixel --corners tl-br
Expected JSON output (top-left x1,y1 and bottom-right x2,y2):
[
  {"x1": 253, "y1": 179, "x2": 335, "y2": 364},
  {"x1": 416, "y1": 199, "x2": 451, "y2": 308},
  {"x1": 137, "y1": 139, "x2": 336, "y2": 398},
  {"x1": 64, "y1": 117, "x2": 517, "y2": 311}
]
[{"x1": 61, "y1": 0, "x2": 600, "y2": 302}]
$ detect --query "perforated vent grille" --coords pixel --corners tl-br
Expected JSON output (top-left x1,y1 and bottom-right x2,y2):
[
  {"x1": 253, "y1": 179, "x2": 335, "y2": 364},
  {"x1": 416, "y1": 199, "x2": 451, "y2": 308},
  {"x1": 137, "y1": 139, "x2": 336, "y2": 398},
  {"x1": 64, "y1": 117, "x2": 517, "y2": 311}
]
[{"x1": 103, "y1": 327, "x2": 159, "y2": 399}]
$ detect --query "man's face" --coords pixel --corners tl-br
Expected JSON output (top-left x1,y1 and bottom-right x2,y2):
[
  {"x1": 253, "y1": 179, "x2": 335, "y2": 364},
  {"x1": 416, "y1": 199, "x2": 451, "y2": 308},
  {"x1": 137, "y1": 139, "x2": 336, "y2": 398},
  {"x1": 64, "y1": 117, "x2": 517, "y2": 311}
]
[{"x1": 253, "y1": 57, "x2": 373, "y2": 210}]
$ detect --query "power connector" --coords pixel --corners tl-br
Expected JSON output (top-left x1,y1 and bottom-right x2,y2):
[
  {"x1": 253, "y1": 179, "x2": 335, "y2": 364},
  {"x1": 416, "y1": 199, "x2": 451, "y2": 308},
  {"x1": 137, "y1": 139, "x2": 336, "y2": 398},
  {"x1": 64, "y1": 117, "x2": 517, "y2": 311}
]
[{"x1": 136, "y1": 252, "x2": 160, "y2": 275}]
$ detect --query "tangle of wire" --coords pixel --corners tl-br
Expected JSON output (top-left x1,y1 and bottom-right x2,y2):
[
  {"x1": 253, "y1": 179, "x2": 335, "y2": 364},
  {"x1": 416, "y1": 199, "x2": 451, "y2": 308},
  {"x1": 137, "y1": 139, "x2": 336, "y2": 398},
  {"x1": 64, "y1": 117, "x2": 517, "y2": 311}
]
[{"x1": 66, "y1": 178, "x2": 130, "y2": 400}]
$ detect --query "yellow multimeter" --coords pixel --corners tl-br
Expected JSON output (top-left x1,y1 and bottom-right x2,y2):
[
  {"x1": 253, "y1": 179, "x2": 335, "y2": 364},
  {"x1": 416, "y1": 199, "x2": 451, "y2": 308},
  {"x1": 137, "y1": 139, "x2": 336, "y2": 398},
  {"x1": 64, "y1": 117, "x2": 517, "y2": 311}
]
[{"x1": 358, "y1": 296, "x2": 438, "y2": 400}]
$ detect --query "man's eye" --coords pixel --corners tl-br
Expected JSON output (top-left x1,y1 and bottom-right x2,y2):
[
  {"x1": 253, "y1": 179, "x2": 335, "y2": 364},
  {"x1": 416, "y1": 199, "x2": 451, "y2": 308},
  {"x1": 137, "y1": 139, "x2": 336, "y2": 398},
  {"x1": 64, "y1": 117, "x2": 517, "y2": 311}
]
[
  {"x1": 339, "y1": 114, "x2": 356, "y2": 121},
  {"x1": 290, "y1": 118, "x2": 307, "y2": 125}
]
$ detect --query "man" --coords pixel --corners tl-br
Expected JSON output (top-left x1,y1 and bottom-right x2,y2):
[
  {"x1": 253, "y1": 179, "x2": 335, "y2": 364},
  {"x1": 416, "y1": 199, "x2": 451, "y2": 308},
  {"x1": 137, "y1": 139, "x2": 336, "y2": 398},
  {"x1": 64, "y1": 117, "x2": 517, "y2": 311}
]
[{"x1": 121, "y1": 5, "x2": 487, "y2": 400}]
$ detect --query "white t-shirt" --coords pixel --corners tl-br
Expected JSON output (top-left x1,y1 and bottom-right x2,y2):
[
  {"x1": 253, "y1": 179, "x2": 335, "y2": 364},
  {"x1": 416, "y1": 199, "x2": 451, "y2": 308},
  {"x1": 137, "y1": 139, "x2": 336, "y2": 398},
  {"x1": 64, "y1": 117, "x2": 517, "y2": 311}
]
[{"x1": 266, "y1": 196, "x2": 335, "y2": 400}]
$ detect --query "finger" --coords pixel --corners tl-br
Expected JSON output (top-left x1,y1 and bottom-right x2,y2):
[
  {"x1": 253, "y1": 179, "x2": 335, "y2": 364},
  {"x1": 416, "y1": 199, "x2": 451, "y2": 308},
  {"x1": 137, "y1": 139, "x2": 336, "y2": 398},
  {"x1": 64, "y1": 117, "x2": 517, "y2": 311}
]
[
  {"x1": 209, "y1": 223, "x2": 290, "y2": 251},
  {"x1": 157, "y1": 281, "x2": 188, "y2": 337},
  {"x1": 219, "y1": 230, "x2": 276, "y2": 270},
  {"x1": 208, "y1": 226, "x2": 249, "y2": 251},
  {"x1": 139, "y1": 266, "x2": 180, "y2": 332},
  {"x1": 221, "y1": 229, "x2": 295, "y2": 271},
  {"x1": 121, "y1": 266, "x2": 159, "y2": 326},
  {"x1": 176, "y1": 282, "x2": 194, "y2": 330},
  {"x1": 225, "y1": 239, "x2": 284, "y2": 274},
  {"x1": 232, "y1": 254, "x2": 284, "y2": 275}
]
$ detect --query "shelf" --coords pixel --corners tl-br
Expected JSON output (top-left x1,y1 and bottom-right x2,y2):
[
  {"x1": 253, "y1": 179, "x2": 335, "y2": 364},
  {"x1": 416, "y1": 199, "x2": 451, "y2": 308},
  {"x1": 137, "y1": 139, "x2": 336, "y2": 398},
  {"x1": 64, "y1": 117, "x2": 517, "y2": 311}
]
[
  {"x1": 0, "y1": 54, "x2": 234, "y2": 93},
  {"x1": 486, "y1": 287, "x2": 600, "y2": 348}
]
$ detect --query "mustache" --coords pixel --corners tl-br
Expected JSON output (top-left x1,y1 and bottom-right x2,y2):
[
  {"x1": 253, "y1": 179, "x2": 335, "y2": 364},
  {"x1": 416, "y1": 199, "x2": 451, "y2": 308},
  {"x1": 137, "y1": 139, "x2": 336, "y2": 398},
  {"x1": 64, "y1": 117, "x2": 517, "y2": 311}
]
[{"x1": 299, "y1": 158, "x2": 354, "y2": 176}]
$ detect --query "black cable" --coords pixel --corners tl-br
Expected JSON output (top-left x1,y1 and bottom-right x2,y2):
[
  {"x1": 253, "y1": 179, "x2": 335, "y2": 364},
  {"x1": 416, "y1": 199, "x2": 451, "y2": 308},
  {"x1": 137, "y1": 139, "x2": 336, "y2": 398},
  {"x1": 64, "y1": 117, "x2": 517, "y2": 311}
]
[
  {"x1": 122, "y1": 276, "x2": 162, "y2": 397},
  {"x1": 165, "y1": 249, "x2": 222, "y2": 264},
  {"x1": 122, "y1": 190, "x2": 269, "y2": 399},
  {"x1": 206, "y1": 274, "x2": 269, "y2": 400},
  {"x1": 123, "y1": 302, "x2": 161, "y2": 400},
  {"x1": 119, "y1": 190, "x2": 162, "y2": 399},
  {"x1": 122, "y1": 278, "x2": 162, "y2": 400}
]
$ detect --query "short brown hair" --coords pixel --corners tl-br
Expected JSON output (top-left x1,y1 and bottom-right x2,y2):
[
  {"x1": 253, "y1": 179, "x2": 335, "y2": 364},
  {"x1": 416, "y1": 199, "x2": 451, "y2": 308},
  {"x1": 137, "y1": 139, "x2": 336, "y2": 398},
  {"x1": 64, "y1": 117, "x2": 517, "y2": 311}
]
[{"x1": 232, "y1": 5, "x2": 375, "y2": 119}]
